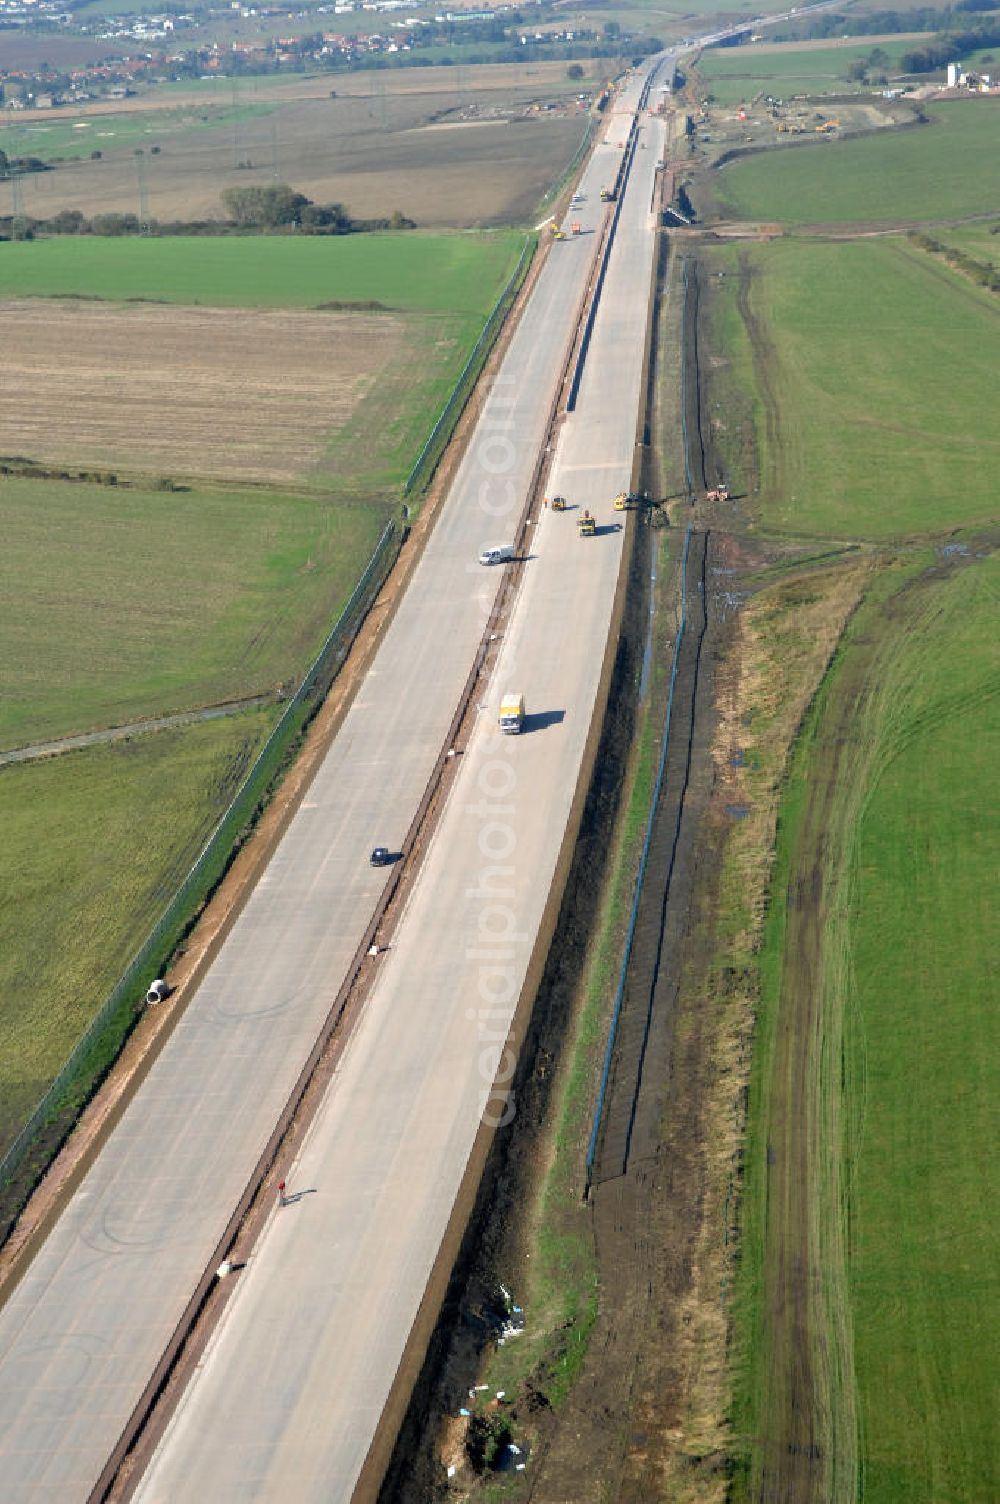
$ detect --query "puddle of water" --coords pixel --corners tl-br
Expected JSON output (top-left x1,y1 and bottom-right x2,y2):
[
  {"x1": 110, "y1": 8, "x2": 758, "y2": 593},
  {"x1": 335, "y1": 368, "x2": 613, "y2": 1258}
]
[
  {"x1": 497, "y1": 1441, "x2": 530, "y2": 1474},
  {"x1": 730, "y1": 748, "x2": 747, "y2": 768},
  {"x1": 725, "y1": 803, "x2": 751, "y2": 820}
]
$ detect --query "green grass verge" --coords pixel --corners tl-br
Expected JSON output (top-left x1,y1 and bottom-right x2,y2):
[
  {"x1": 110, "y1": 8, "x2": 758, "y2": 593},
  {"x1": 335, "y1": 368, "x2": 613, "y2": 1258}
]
[
  {"x1": 0, "y1": 477, "x2": 390, "y2": 751},
  {"x1": 0, "y1": 229, "x2": 526, "y2": 311},
  {"x1": 713, "y1": 99, "x2": 1000, "y2": 225},
  {"x1": 697, "y1": 237, "x2": 999, "y2": 540},
  {"x1": 0, "y1": 708, "x2": 278, "y2": 1153}
]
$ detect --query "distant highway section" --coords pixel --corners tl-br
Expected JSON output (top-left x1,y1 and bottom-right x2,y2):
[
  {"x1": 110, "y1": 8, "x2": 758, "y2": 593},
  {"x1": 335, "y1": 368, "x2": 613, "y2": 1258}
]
[
  {"x1": 0, "y1": 62, "x2": 651, "y2": 1504},
  {"x1": 133, "y1": 65, "x2": 665, "y2": 1504}
]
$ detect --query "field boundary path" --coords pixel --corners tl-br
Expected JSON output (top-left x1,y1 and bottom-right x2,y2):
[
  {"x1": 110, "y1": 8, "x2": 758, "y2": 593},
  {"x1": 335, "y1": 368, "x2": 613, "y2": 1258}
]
[{"x1": 0, "y1": 698, "x2": 276, "y2": 768}]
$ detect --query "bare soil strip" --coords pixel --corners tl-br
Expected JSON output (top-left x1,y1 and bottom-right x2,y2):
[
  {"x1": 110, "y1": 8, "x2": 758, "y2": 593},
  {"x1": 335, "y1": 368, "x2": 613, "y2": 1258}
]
[
  {"x1": 754, "y1": 661, "x2": 865, "y2": 1503},
  {"x1": 592, "y1": 527, "x2": 711, "y2": 1183}
]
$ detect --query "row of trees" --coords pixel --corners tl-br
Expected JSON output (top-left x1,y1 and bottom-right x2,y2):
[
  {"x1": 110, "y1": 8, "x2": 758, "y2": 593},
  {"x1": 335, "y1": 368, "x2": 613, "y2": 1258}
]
[
  {"x1": 220, "y1": 185, "x2": 414, "y2": 232},
  {"x1": 0, "y1": 188, "x2": 416, "y2": 241},
  {"x1": 0, "y1": 149, "x2": 49, "y2": 178},
  {"x1": 909, "y1": 230, "x2": 1000, "y2": 289},
  {"x1": 843, "y1": 46, "x2": 893, "y2": 82},
  {"x1": 900, "y1": 20, "x2": 1000, "y2": 69},
  {"x1": 764, "y1": 3, "x2": 998, "y2": 42}
]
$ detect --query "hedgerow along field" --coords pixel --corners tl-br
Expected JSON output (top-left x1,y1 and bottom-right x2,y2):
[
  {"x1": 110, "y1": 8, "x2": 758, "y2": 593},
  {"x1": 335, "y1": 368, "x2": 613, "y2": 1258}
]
[
  {"x1": 694, "y1": 236, "x2": 999, "y2": 539},
  {"x1": 710, "y1": 98, "x2": 1000, "y2": 225}
]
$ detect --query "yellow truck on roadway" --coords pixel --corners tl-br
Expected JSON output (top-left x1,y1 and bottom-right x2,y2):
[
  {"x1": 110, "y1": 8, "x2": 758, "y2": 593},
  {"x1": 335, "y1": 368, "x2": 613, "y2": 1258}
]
[
  {"x1": 577, "y1": 510, "x2": 596, "y2": 536},
  {"x1": 499, "y1": 694, "x2": 525, "y2": 734}
]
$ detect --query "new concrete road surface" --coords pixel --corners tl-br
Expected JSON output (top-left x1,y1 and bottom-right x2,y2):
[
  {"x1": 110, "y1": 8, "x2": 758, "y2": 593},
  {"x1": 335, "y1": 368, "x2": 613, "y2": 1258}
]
[
  {"x1": 133, "y1": 76, "x2": 667, "y2": 1504},
  {"x1": 0, "y1": 64, "x2": 660, "y2": 1504}
]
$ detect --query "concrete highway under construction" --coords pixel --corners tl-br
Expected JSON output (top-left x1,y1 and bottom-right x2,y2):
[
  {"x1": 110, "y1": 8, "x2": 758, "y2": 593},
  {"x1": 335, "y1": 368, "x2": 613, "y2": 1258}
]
[{"x1": 0, "y1": 49, "x2": 675, "y2": 1504}]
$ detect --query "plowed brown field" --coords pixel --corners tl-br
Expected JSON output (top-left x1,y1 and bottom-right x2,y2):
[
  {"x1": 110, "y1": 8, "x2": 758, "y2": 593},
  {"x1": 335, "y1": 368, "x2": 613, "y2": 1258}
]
[{"x1": 0, "y1": 298, "x2": 406, "y2": 486}]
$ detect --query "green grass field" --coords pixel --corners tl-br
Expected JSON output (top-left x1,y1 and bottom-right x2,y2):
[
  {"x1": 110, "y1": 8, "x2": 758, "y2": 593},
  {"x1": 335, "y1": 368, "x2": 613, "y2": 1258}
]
[
  {"x1": 699, "y1": 237, "x2": 999, "y2": 539},
  {"x1": 689, "y1": 138, "x2": 999, "y2": 1490},
  {"x1": 734, "y1": 552, "x2": 999, "y2": 1502},
  {"x1": 730, "y1": 553, "x2": 992, "y2": 1504},
  {"x1": 0, "y1": 477, "x2": 390, "y2": 751},
  {"x1": 0, "y1": 102, "x2": 273, "y2": 164},
  {"x1": 0, "y1": 229, "x2": 525, "y2": 311},
  {"x1": 695, "y1": 36, "x2": 922, "y2": 104},
  {"x1": 0, "y1": 708, "x2": 277, "y2": 1153},
  {"x1": 704, "y1": 117, "x2": 1000, "y2": 1493},
  {"x1": 712, "y1": 99, "x2": 1000, "y2": 225},
  {"x1": 845, "y1": 553, "x2": 999, "y2": 1501}
]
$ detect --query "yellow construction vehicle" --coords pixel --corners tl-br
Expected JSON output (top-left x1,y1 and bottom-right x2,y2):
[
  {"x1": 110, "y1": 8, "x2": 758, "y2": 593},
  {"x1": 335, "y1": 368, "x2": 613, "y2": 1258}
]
[
  {"x1": 577, "y1": 510, "x2": 596, "y2": 536},
  {"x1": 549, "y1": 495, "x2": 567, "y2": 511},
  {"x1": 613, "y1": 491, "x2": 646, "y2": 511},
  {"x1": 600, "y1": 186, "x2": 615, "y2": 202},
  {"x1": 548, "y1": 218, "x2": 567, "y2": 240}
]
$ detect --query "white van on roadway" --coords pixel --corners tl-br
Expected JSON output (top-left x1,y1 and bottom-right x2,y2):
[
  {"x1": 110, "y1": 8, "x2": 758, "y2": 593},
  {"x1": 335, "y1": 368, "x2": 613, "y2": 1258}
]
[{"x1": 479, "y1": 543, "x2": 515, "y2": 566}]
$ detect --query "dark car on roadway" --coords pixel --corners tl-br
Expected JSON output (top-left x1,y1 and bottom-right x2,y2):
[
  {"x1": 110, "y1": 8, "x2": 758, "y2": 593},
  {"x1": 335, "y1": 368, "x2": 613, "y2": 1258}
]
[{"x1": 370, "y1": 846, "x2": 391, "y2": 867}]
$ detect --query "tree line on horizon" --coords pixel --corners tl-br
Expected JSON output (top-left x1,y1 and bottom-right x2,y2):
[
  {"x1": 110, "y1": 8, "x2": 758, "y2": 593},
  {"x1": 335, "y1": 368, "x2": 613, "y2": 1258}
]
[{"x1": 0, "y1": 184, "x2": 416, "y2": 240}]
